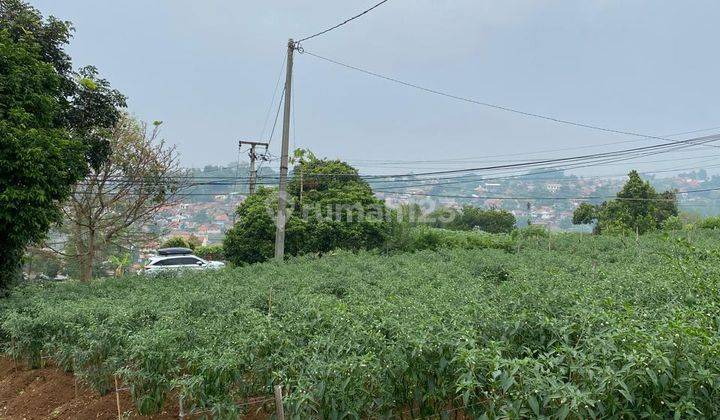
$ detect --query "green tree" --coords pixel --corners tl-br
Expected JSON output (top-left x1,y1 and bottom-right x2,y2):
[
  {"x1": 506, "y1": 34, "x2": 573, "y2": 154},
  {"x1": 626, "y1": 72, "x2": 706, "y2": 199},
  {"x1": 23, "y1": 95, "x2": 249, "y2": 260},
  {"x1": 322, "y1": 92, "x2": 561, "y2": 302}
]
[
  {"x1": 223, "y1": 188, "x2": 308, "y2": 264},
  {"x1": 396, "y1": 203, "x2": 424, "y2": 226},
  {"x1": 0, "y1": 2, "x2": 81, "y2": 291},
  {"x1": 161, "y1": 235, "x2": 200, "y2": 251},
  {"x1": 0, "y1": 1, "x2": 124, "y2": 291},
  {"x1": 291, "y1": 158, "x2": 390, "y2": 254},
  {"x1": 446, "y1": 206, "x2": 516, "y2": 233},
  {"x1": 224, "y1": 157, "x2": 391, "y2": 265},
  {"x1": 194, "y1": 245, "x2": 225, "y2": 261},
  {"x1": 427, "y1": 207, "x2": 460, "y2": 228},
  {"x1": 572, "y1": 202, "x2": 597, "y2": 225},
  {"x1": 288, "y1": 157, "x2": 363, "y2": 197},
  {"x1": 572, "y1": 171, "x2": 678, "y2": 235}
]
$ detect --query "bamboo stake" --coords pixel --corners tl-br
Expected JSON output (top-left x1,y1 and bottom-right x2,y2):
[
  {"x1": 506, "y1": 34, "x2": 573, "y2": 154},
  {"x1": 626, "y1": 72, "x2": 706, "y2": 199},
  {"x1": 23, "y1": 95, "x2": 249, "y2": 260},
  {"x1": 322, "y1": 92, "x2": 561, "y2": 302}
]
[
  {"x1": 178, "y1": 394, "x2": 185, "y2": 419},
  {"x1": 115, "y1": 376, "x2": 122, "y2": 420},
  {"x1": 274, "y1": 384, "x2": 285, "y2": 420}
]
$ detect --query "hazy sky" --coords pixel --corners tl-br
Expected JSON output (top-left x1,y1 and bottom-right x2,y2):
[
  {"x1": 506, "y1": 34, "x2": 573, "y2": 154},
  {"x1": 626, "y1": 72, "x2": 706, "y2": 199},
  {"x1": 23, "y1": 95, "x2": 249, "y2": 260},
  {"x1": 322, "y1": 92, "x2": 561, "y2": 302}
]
[{"x1": 30, "y1": 1, "x2": 720, "y2": 174}]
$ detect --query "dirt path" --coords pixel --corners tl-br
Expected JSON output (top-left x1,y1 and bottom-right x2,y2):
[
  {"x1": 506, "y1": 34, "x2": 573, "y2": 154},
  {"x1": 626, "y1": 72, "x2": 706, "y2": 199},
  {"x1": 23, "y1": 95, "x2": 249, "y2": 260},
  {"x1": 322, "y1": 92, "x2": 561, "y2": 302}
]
[{"x1": 0, "y1": 357, "x2": 175, "y2": 419}]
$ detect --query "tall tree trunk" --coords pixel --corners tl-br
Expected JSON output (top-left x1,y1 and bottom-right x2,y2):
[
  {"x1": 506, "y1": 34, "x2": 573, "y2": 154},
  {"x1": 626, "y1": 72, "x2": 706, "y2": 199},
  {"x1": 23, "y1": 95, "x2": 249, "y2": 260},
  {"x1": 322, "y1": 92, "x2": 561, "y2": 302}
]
[{"x1": 80, "y1": 228, "x2": 95, "y2": 282}]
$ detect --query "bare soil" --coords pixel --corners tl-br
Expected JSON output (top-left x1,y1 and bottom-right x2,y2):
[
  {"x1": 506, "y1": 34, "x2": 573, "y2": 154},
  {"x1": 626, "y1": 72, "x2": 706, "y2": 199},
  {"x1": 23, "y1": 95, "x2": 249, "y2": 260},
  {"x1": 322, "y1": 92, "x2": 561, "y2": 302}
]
[
  {"x1": 0, "y1": 356, "x2": 177, "y2": 419},
  {"x1": 0, "y1": 357, "x2": 267, "y2": 419}
]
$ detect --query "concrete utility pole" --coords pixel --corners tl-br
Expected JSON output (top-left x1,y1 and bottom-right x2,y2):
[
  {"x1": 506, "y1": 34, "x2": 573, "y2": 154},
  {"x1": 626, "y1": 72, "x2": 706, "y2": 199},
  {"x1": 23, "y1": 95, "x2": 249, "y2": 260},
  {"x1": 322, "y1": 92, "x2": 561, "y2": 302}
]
[
  {"x1": 274, "y1": 39, "x2": 295, "y2": 261},
  {"x1": 239, "y1": 140, "x2": 269, "y2": 194}
]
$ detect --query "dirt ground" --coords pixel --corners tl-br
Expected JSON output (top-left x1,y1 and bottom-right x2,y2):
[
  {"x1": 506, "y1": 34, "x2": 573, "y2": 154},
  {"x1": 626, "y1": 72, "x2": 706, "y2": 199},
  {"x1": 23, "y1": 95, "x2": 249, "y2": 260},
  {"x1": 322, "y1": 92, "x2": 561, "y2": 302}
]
[
  {"x1": 0, "y1": 356, "x2": 182, "y2": 419},
  {"x1": 0, "y1": 357, "x2": 273, "y2": 419}
]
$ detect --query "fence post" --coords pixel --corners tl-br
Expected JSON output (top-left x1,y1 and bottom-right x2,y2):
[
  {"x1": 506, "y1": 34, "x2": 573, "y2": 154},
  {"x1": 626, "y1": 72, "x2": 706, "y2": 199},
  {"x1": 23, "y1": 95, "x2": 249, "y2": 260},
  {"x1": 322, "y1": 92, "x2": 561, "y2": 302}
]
[
  {"x1": 274, "y1": 384, "x2": 285, "y2": 420},
  {"x1": 114, "y1": 376, "x2": 122, "y2": 420},
  {"x1": 178, "y1": 394, "x2": 185, "y2": 419}
]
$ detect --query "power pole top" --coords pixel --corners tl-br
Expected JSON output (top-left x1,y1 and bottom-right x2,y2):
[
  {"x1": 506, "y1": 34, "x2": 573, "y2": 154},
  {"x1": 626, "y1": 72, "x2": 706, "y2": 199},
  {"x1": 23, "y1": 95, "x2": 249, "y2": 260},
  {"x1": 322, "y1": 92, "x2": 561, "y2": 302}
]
[
  {"x1": 239, "y1": 140, "x2": 269, "y2": 195},
  {"x1": 238, "y1": 140, "x2": 270, "y2": 148}
]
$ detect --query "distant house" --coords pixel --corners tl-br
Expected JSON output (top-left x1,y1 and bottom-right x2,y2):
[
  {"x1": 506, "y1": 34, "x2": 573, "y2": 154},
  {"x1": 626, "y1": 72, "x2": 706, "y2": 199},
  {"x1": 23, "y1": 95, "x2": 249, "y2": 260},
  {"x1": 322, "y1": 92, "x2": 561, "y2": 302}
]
[{"x1": 546, "y1": 183, "x2": 561, "y2": 193}]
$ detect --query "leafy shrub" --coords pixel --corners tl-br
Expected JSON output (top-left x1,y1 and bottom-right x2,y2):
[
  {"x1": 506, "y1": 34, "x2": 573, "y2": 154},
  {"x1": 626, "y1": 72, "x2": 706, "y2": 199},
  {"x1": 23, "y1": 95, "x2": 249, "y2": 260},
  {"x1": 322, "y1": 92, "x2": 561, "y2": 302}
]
[
  {"x1": 441, "y1": 206, "x2": 516, "y2": 233},
  {"x1": 161, "y1": 236, "x2": 200, "y2": 250},
  {"x1": 388, "y1": 226, "x2": 514, "y2": 253},
  {"x1": 661, "y1": 215, "x2": 683, "y2": 231},
  {"x1": 194, "y1": 245, "x2": 224, "y2": 261},
  {"x1": 511, "y1": 224, "x2": 549, "y2": 239},
  {"x1": 696, "y1": 216, "x2": 720, "y2": 230}
]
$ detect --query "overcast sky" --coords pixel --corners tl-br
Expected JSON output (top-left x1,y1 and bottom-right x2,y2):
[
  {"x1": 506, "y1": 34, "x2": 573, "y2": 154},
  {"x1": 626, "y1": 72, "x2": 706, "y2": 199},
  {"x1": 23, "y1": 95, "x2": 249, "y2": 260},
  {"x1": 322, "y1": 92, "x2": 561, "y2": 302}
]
[{"x1": 31, "y1": 0, "x2": 720, "y2": 174}]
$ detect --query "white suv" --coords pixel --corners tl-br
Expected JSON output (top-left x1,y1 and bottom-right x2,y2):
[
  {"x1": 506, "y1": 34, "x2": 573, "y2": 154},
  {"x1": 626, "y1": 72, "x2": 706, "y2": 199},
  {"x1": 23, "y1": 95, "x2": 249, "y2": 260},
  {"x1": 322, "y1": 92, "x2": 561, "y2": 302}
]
[{"x1": 144, "y1": 247, "x2": 225, "y2": 274}]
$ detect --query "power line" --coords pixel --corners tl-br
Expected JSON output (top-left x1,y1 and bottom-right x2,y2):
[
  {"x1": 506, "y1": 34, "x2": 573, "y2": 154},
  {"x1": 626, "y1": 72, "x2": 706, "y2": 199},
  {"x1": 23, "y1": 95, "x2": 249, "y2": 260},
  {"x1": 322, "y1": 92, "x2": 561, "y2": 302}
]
[
  {"x1": 346, "y1": 125, "x2": 720, "y2": 167},
  {"x1": 72, "y1": 133, "x2": 719, "y2": 186},
  {"x1": 365, "y1": 134, "x2": 720, "y2": 179},
  {"x1": 73, "y1": 148, "x2": 714, "y2": 186},
  {"x1": 67, "y1": 184, "x2": 720, "y2": 202},
  {"x1": 257, "y1": 86, "x2": 287, "y2": 177},
  {"x1": 374, "y1": 142, "x2": 720, "y2": 190},
  {"x1": 263, "y1": 132, "x2": 720, "y2": 181},
  {"x1": 259, "y1": 53, "x2": 287, "y2": 140},
  {"x1": 350, "y1": 147, "x2": 720, "y2": 168},
  {"x1": 73, "y1": 142, "x2": 718, "y2": 187},
  {"x1": 297, "y1": 0, "x2": 391, "y2": 43},
  {"x1": 301, "y1": 49, "x2": 720, "y2": 150},
  {"x1": 267, "y1": 86, "x2": 286, "y2": 148},
  {"x1": 376, "y1": 185, "x2": 720, "y2": 202},
  {"x1": 312, "y1": 134, "x2": 719, "y2": 182}
]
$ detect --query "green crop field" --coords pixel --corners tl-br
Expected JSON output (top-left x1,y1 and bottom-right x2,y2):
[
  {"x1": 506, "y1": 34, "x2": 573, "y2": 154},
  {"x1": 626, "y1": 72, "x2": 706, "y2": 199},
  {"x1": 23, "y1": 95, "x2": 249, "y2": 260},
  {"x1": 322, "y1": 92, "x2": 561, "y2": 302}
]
[{"x1": 2, "y1": 231, "x2": 720, "y2": 418}]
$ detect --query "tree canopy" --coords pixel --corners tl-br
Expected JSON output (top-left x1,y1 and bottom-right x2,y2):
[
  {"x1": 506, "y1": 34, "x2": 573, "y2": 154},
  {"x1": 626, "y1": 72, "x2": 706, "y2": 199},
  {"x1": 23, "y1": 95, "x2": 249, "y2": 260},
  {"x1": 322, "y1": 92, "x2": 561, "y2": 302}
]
[
  {"x1": 224, "y1": 156, "x2": 391, "y2": 265},
  {"x1": 0, "y1": 0, "x2": 124, "y2": 290},
  {"x1": 429, "y1": 206, "x2": 516, "y2": 233},
  {"x1": 162, "y1": 235, "x2": 202, "y2": 251},
  {"x1": 572, "y1": 170, "x2": 678, "y2": 234}
]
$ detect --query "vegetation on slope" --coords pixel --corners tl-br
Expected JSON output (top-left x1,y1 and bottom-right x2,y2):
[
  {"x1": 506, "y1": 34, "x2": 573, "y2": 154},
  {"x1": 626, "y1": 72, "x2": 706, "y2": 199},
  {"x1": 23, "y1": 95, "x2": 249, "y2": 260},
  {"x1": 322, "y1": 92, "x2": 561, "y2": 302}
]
[{"x1": 2, "y1": 231, "x2": 720, "y2": 418}]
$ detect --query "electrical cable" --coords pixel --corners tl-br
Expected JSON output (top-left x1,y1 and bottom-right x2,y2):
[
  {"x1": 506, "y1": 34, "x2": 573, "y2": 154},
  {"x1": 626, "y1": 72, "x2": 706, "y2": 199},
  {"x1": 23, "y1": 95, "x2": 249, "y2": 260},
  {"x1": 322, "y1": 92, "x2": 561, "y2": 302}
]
[
  {"x1": 267, "y1": 86, "x2": 285, "y2": 148},
  {"x1": 259, "y1": 53, "x2": 287, "y2": 141},
  {"x1": 297, "y1": 0, "x2": 391, "y2": 43},
  {"x1": 374, "y1": 141, "x2": 720, "y2": 190},
  {"x1": 301, "y1": 49, "x2": 720, "y2": 150},
  {"x1": 73, "y1": 134, "x2": 720, "y2": 185},
  {"x1": 256, "y1": 86, "x2": 287, "y2": 178},
  {"x1": 375, "y1": 185, "x2": 720, "y2": 202},
  {"x1": 345, "y1": 125, "x2": 720, "y2": 166}
]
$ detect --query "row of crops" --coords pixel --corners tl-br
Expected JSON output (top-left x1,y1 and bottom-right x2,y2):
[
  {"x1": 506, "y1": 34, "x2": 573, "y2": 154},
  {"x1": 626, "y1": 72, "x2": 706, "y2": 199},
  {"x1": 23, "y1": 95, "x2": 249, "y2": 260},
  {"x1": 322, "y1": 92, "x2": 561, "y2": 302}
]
[{"x1": 2, "y1": 231, "x2": 720, "y2": 418}]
